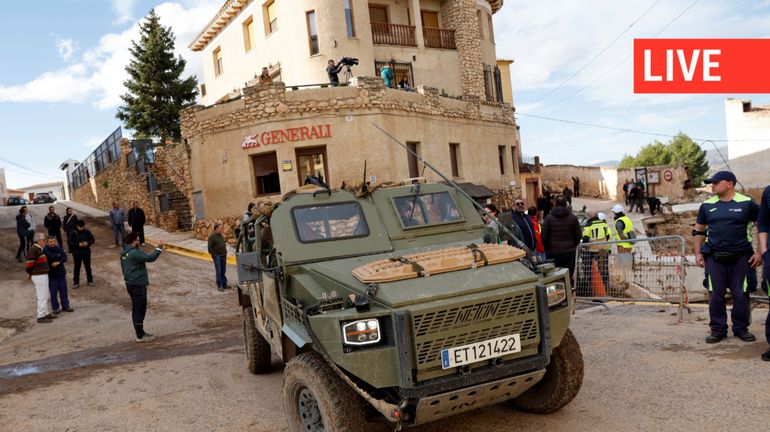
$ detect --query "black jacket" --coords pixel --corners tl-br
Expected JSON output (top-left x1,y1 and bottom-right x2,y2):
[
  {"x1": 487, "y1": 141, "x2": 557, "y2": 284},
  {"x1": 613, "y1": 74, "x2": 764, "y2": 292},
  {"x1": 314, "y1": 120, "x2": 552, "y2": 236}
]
[
  {"x1": 68, "y1": 229, "x2": 95, "y2": 253},
  {"x1": 541, "y1": 206, "x2": 582, "y2": 255},
  {"x1": 16, "y1": 214, "x2": 30, "y2": 236},
  {"x1": 511, "y1": 211, "x2": 536, "y2": 251},
  {"x1": 44, "y1": 213, "x2": 62, "y2": 233},
  {"x1": 63, "y1": 213, "x2": 79, "y2": 235},
  {"x1": 128, "y1": 208, "x2": 146, "y2": 227},
  {"x1": 44, "y1": 244, "x2": 68, "y2": 279}
]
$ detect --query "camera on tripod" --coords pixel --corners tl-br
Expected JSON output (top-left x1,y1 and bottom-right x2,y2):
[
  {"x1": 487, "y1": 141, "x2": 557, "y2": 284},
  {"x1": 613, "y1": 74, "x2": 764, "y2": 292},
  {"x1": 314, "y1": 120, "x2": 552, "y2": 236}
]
[{"x1": 339, "y1": 57, "x2": 359, "y2": 67}]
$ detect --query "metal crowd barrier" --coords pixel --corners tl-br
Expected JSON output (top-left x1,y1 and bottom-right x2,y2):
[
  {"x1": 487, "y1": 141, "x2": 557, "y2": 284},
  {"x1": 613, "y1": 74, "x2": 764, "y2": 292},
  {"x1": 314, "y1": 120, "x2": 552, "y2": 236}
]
[{"x1": 573, "y1": 235, "x2": 688, "y2": 317}]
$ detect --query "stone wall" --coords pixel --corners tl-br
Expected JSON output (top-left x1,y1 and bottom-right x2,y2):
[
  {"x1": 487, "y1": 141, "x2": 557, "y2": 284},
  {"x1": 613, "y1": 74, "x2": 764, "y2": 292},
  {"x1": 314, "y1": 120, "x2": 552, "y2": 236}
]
[
  {"x1": 70, "y1": 138, "x2": 193, "y2": 232},
  {"x1": 543, "y1": 164, "x2": 692, "y2": 203},
  {"x1": 440, "y1": 0, "x2": 486, "y2": 100},
  {"x1": 71, "y1": 139, "x2": 157, "y2": 224},
  {"x1": 181, "y1": 79, "x2": 513, "y2": 139}
]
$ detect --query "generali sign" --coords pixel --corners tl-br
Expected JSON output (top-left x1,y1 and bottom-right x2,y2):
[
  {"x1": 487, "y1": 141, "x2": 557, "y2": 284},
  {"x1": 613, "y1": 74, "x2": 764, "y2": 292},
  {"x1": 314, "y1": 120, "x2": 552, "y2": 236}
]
[{"x1": 242, "y1": 124, "x2": 332, "y2": 149}]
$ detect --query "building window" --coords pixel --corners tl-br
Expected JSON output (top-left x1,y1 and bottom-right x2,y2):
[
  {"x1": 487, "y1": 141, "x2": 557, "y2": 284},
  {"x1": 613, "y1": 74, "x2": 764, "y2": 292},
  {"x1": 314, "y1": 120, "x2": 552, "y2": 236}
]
[
  {"x1": 449, "y1": 143, "x2": 461, "y2": 178},
  {"x1": 375, "y1": 60, "x2": 414, "y2": 89},
  {"x1": 306, "y1": 11, "x2": 319, "y2": 55},
  {"x1": 296, "y1": 146, "x2": 329, "y2": 187},
  {"x1": 213, "y1": 47, "x2": 223, "y2": 76},
  {"x1": 407, "y1": 142, "x2": 420, "y2": 178},
  {"x1": 264, "y1": 0, "x2": 278, "y2": 35},
  {"x1": 344, "y1": 0, "x2": 355, "y2": 37},
  {"x1": 487, "y1": 14, "x2": 494, "y2": 43},
  {"x1": 243, "y1": 16, "x2": 256, "y2": 51},
  {"x1": 421, "y1": 10, "x2": 439, "y2": 28},
  {"x1": 200, "y1": 83, "x2": 206, "y2": 97},
  {"x1": 510, "y1": 145, "x2": 517, "y2": 173},
  {"x1": 252, "y1": 152, "x2": 281, "y2": 195},
  {"x1": 369, "y1": 5, "x2": 388, "y2": 24},
  {"x1": 498, "y1": 146, "x2": 506, "y2": 175},
  {"x1": 477, "y1": 10, "x2": 484, "y2": 39}
]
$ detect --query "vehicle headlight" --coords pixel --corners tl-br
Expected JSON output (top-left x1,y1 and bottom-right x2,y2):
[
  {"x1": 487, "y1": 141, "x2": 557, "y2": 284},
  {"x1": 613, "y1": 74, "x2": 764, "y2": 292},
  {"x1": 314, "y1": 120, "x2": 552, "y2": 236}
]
[
  {"x1": 342, "y1": 319, "x2": 381, "y2": 346},
  {"x1": 546, "y1": 282, "x2": 567, "y2": 306}
]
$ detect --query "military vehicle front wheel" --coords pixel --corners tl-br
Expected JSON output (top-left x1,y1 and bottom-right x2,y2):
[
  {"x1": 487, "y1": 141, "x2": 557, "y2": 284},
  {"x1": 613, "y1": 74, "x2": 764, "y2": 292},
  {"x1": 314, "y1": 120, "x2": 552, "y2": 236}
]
[
  {"x1": 243, "y1": 307, "x2": 271, "y2": 374},
  {"x1": 283, "y1": 352, "x2": 366, "y2": 432},
  {"x1": 509, "y1": 329, "x2": 584, "y2": 414}
]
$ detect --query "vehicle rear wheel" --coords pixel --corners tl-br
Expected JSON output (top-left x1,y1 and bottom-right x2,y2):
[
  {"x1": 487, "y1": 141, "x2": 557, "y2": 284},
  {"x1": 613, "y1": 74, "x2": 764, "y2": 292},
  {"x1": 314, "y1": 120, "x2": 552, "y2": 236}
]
[
  {"x1": 243, "y1": 306, "x2": 271, "y2": 374},
  {"x1": 510, "y1": 329, "x2": 583, "y2": 414},
  {"x1": 283, "y1": 352, "x2": 366, "y2": 432}
]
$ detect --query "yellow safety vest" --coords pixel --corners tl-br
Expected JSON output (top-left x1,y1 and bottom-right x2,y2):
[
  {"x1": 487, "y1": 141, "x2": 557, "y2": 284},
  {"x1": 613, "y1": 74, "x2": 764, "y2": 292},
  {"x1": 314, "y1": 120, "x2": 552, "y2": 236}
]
[
  {"x1": 614, "y1": 215, "x2": 635, "y2": 249},
  {"x1": 582, "y1": 221, "x2": 611, "y2": 251}
]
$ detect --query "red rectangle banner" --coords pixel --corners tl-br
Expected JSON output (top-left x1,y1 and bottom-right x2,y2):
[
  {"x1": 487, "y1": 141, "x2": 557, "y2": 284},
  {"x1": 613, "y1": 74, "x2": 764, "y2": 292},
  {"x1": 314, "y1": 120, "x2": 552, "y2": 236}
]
[{"x1": 634, "y1": 38, "x2": 770, "y2": 94}]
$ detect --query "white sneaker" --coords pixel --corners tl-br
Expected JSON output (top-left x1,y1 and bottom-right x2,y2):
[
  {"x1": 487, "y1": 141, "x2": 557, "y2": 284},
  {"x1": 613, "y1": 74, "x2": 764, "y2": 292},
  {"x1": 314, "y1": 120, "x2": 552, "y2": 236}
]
[{"x1": 136, "y1": 333, "x2": 156, "y2": 343}]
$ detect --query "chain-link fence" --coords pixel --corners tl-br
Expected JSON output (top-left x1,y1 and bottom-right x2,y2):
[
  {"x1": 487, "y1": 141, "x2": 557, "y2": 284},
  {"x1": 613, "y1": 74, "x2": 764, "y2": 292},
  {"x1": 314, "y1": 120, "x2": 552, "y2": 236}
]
[{"x1": 574, "y1": 236, "x2": 687, "y2": 307}]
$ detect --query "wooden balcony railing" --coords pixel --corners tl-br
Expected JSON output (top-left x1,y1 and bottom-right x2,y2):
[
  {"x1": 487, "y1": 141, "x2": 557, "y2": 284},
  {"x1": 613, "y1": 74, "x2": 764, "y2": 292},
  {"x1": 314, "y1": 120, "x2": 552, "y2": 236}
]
[
  {"x1": 423, "y1": 27, "x2": 456, "y2": 49},
  {"x1": 371, "y1": 22, "x2": 417, "y2": 47}
]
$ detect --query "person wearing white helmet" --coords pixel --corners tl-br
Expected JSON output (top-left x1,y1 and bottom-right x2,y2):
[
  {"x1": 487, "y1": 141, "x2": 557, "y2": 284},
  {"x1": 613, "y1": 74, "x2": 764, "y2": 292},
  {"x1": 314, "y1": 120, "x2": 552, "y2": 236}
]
[{"x1": 612, "y1": 204, "x2": 635, "y2": 253}]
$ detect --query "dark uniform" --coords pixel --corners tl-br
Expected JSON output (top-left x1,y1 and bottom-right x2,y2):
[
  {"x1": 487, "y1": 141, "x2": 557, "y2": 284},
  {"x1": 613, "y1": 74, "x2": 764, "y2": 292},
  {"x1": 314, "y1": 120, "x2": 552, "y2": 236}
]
[
  {"x1": 756, "y1": 185, "x2": 770, "y2": 359},
  {"x1": 697, "y1": 192, "x2": 759, "y2": 338}
]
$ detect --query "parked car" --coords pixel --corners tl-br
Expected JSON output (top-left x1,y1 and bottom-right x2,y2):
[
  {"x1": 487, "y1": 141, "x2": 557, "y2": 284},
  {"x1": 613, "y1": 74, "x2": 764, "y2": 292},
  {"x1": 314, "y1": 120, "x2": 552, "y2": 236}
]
[
  {"x1": 7, "y1": 196, "x2": 30, "y2": 206},
  {"x1": 32, "y1": 193, "x2": 56, "y2": 204}
]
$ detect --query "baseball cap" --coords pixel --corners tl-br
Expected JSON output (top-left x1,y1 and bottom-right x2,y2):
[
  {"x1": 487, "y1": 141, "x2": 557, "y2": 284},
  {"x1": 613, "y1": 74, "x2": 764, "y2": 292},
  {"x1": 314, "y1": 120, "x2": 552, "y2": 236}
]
[{"x1": 703, "y1": 171, "x2": 737, "y2": 184}]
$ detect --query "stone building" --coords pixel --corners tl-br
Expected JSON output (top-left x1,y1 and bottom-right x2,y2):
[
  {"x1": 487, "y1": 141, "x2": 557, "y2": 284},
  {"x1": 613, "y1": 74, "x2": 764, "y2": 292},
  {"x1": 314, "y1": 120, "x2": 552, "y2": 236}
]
[
  {"x1": 183, "y1": 0, "x2": 528, "y2": 226},
  {"x1": 725, "y1": 98, "x2": 770, "y2": 160}
]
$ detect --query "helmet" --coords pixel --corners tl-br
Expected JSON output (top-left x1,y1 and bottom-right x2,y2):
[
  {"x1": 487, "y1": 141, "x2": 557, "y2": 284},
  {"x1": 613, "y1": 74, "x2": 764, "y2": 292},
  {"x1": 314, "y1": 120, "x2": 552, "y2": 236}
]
[
  {"x1": 612, "y1": 204, "x2": 625, "y2": 214},
  {"x1": 598, "y1": 212, "x2": 607, "y2": 221}
]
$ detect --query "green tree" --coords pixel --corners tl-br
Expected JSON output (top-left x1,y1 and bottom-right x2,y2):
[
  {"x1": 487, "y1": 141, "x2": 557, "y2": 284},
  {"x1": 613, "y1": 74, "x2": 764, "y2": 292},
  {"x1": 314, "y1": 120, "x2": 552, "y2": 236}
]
[
  {"x1": 116, "y1": 9, "x2": 197, "y2": 142},
  {"x1": 617, "y1": 132, "x2": 709, "y2": 184},
  {"x1": 668, "y1": 132, "x2": 709, "y2": 185}
]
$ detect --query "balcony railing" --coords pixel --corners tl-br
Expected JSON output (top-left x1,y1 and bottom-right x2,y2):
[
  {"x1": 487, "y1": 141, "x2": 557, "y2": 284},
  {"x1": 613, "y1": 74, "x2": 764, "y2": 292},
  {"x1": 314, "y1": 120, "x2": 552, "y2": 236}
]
[
  {"x1": 371, "y1": 23, "x2": 417, "y2": 47},
  {"x1": 423, "y1": 27, "x2": 456, "y2": 49}
]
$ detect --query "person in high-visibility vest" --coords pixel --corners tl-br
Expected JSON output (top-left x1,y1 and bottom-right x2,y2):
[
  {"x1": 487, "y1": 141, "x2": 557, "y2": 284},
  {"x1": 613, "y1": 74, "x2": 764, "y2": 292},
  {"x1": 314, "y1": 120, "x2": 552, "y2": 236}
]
[
  {"x1": 578, "y1": 212, "x2": 612, "y2": 297},
  {"x1": 612, "y1": 204, "x2": 635, "y2": 253}
]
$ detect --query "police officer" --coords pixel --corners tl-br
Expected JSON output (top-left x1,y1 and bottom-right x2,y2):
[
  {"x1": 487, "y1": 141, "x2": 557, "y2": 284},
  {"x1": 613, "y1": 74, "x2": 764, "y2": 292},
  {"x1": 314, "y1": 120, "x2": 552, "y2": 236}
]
[
  {"x1": 757, "y1": 183, "x2": 770, "y2": 361},
  {"x1": 579, "y1": 212, "x2": 612, "y2": 297},
  {"x1": 694, "y1": 171, "x2": 761, "y2": 344},
  {"x1": 612, "y1": 204, "x2": 635, "y2": 253}
]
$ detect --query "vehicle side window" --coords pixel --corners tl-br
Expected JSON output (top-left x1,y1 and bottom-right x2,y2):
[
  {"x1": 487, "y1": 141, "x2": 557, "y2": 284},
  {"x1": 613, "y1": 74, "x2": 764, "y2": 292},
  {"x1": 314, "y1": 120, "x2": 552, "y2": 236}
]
[
  {"x1": 292, "y1": 202, "x2": 370, "y2": 243},
  {"x1": 393, "y1": 192, "x2": 463, "y2": 228}
]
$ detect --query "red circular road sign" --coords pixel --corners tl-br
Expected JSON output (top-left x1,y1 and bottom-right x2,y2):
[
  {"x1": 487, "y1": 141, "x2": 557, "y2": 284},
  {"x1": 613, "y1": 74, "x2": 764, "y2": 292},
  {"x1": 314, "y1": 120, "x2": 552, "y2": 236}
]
[{"x1": 663, "y1": 169, "x2": 673, "y2": 182}]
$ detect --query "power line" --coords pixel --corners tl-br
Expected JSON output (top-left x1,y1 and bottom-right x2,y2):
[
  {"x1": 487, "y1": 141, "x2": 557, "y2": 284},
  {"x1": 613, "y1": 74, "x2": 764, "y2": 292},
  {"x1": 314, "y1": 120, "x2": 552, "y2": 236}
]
[
  {"x1": 0, "y1": 157, "x2": 62, "y2": 180},
  {"x1": 533, "y1": 0, "x2": 701, "y2": 110},
  {"x1": 530, "y1": 0, "x2": 662, "y2": 105}
]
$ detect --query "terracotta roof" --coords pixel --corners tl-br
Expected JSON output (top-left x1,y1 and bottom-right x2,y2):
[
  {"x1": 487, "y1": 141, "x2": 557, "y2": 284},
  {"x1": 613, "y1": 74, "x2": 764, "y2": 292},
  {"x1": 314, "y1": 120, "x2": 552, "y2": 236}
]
[{"x1": 189, "y1": 0, "x2": 252, "y2": 52}]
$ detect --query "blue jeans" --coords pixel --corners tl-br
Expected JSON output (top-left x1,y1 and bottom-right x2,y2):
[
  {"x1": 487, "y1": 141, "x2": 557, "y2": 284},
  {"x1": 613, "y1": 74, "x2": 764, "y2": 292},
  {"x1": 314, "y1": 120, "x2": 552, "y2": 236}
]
[
  {"x1": 213, "y1": 255, "x2": 228, "y2": 288},
  {"x1": 113, "y1": 223, "x2": 126, "y2": 245}
]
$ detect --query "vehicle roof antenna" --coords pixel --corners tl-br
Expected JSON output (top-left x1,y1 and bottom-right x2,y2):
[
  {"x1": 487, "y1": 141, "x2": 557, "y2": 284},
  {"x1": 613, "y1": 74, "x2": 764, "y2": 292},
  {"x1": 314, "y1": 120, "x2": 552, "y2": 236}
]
[{"x1": 372, "y1": 123, "x2": 538, "y2": 268}]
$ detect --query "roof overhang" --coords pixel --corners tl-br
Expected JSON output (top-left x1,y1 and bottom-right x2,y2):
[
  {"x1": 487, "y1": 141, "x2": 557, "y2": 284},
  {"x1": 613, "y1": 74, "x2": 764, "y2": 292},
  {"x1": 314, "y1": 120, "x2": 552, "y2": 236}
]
[
  {"x1": 189, "y1": 0, "x2": 251, "y2": 52},
  {"x1": 488, "y1": 0, "x2": 503, "y2": 14}
]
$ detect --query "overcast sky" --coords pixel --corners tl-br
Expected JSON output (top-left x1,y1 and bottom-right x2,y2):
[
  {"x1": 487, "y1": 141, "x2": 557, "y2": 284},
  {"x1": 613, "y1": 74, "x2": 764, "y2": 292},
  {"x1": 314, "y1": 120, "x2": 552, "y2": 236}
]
[{"x1": 1, "y1": 0, "x2": 769, "y2": 188}]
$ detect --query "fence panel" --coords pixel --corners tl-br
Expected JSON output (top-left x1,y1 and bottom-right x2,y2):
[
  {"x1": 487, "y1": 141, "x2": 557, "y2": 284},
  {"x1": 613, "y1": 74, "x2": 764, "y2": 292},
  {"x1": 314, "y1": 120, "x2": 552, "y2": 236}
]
[{"x1": 574, "y1": 235, "x2": 687, "y2": 305}]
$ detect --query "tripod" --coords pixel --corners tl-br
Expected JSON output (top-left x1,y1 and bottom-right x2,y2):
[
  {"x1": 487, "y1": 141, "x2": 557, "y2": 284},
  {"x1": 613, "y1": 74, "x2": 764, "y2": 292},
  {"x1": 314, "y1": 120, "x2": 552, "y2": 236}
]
[{"x1": 344, "y1": 65, "x2": 353, "y2": 83}]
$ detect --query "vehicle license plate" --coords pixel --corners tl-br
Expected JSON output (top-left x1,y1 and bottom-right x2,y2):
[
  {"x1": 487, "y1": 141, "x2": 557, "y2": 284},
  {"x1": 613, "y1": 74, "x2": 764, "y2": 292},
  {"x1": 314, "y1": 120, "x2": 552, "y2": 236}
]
[{"x1": 441, "y1": 334, "x2": 521, "y2": 369}]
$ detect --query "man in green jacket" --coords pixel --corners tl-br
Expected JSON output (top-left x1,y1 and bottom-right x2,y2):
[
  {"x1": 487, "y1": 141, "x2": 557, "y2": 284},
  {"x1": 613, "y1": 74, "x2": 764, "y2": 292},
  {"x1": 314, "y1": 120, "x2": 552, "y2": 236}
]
[
  {"x1": 120, "y1": 232, "x2": 165, "y2": 342},
  {"x1": 207, "y1": 223, "x2": 229, "y2": 292}
]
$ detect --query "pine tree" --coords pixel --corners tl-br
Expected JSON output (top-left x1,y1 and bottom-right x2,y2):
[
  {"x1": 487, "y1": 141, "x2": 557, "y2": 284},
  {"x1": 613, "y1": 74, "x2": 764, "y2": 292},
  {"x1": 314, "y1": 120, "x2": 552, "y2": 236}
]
[
  {"x1": 617, "y1": 132, "x2": 709, "y2": 185},
  {"x1": 116, "y1": 9, "x2": 197, "y2": 143}
]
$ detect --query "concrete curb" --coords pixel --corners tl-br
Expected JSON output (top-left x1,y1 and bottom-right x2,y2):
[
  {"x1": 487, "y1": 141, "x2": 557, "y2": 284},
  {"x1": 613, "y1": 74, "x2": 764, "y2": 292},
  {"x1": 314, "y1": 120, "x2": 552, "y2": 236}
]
[{"x1": 145, "y1": 236, "x2": 237, "y2": 266}]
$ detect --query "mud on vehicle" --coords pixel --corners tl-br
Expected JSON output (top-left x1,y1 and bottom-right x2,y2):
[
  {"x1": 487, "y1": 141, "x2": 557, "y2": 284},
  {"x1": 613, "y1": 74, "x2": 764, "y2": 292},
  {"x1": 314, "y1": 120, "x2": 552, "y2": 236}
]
[{"x1": 235, "y1": 181, "x2": 583, "y2": 431}]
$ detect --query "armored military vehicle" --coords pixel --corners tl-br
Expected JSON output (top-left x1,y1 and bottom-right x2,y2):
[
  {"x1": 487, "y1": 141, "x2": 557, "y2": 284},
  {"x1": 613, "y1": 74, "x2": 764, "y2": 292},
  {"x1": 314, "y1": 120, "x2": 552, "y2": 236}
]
[{"x1": 235, "y1": 180, "x2": 583, "y2": 431}]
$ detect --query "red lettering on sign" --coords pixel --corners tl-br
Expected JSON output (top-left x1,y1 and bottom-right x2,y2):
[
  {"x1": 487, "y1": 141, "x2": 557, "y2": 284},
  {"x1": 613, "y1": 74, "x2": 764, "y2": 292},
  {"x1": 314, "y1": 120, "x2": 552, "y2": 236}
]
[
  {"x1": 634, "y1": 39, "x2": 770, "y2": 93},
  {"x1": 242, "y1": 124, "x2": 333, "y2": 149}
]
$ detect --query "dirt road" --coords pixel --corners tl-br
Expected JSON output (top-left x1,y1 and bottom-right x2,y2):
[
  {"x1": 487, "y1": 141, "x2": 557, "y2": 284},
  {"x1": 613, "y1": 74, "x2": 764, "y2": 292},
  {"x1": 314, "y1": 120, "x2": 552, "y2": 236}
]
[{"x1": 1, "y1": 219, "x2": 769, "y2": 431}]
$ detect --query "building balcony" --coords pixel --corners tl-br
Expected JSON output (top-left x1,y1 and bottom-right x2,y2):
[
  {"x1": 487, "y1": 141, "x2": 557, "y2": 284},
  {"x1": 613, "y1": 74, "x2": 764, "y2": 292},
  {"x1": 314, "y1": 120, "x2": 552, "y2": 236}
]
[
  {"x1": 371, "y1": 23, "x2": 417, "y2": 47},
  {"x1": 423, "y1": 27, "x2": 456, "y2": 49}
]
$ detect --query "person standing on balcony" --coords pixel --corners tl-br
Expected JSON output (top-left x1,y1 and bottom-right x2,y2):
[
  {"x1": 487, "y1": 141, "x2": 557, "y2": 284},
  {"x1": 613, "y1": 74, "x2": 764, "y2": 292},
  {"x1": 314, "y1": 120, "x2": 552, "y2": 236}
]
[
  {"x1": 380, "y1": 65, "x2": 394, "y2": 88},
  {"x1": 326, "y1": 59, "x2": 343, "y2": 86}
]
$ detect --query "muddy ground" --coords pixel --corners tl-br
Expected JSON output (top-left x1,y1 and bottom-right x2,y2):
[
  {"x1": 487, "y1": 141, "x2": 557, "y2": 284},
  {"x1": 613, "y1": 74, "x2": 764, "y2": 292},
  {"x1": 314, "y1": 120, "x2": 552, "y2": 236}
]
[{"x1": 1, "y1": 217, "x2": 770, "y2": 431}]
